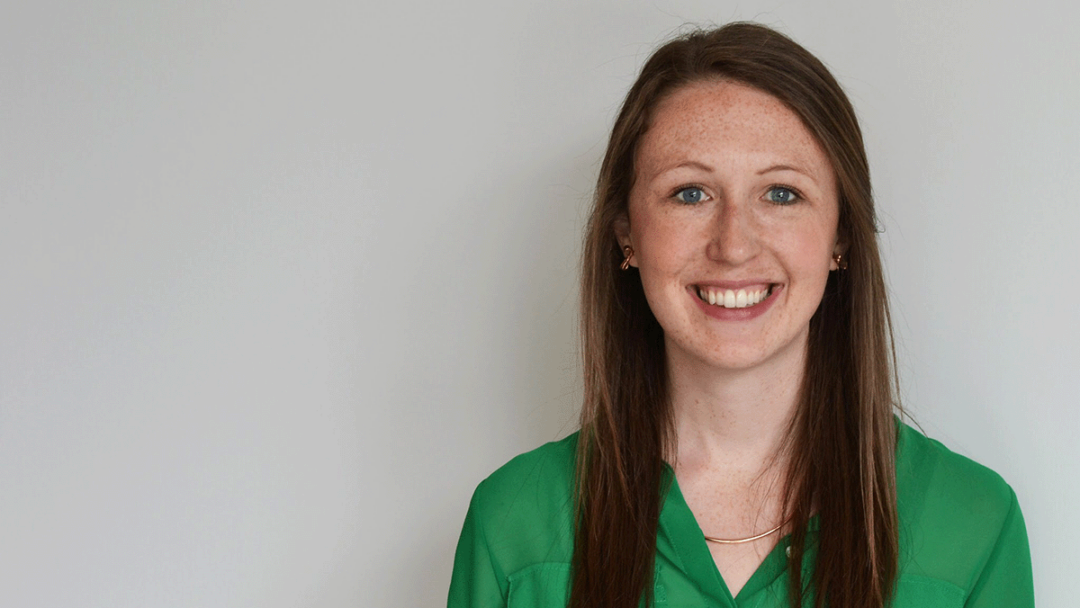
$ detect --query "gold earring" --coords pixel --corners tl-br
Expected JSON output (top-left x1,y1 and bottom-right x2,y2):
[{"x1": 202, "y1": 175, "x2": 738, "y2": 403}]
[
  {"x1": 832, "y1": 253, "x2": 848, "y2": 270},
  {"x1": 620, "y1": 245, "x2": 634, "y2": 271}
]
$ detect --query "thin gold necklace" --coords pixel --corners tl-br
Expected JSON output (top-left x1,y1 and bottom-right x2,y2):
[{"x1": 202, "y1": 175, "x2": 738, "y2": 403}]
[{"x1": 703, "y1": 519, "x2": 788, "y2": 545}]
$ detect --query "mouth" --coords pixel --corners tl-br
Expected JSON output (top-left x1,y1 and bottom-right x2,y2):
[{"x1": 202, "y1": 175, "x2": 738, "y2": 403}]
[{"x1": 694, "y1": 284, "x2": 777, "y2": 309}]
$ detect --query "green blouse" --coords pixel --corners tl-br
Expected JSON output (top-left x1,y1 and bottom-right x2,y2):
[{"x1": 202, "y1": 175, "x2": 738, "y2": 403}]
[{"x1": 448, "y1": 420, "x2": 1034, "y2": 607}]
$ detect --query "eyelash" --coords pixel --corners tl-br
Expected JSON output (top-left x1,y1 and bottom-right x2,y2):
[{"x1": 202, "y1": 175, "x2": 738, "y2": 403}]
[
  {"x1": 668, "y1": 184, "x2": 805, "y2": 205},
  {"x1": 671, "y1": 184, "x2": 709, "y2": 204},
  {"x1": 765, "y1": 184, "x2": 803, "y2": 206}
]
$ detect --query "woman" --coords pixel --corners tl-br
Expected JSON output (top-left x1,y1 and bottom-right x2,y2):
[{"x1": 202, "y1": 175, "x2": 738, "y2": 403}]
[{"x1": 448, "y1": 23, "x2": 1034, "y2": 608}]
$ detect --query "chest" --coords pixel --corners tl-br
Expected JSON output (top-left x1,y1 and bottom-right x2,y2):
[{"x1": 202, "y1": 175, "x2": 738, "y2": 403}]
[{"x1": 675, "y1": 470, "x2": 789, "y2": 598}]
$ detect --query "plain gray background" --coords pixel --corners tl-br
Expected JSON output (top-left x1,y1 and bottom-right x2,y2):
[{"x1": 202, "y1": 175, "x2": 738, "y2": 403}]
[{"x1": 2, "y1": 0, "x2": 1076, "y2": 606}]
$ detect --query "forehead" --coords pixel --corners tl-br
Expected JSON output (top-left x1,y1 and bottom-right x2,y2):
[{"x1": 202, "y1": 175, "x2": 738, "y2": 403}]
[{"x1": 635, "y1": 79, "x2": 833, "y2": 182}]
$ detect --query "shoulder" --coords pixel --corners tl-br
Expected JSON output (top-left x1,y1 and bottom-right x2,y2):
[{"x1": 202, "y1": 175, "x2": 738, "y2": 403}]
[
  {"x1": 895, "y1": 420, "x2": 1030, "y2": 594},
  {"x1": 472, "y1": 432, "x2": 578, "y2": 510},
  {"x1": 449, "y1": 435, "x2": 579, "y2": 606},
  {"x1": 896, "y1": 420, "x2": 1015, "y2": 518},
  {"x1": 465, "y1": 433, "x2": 579, "y2": 566}
]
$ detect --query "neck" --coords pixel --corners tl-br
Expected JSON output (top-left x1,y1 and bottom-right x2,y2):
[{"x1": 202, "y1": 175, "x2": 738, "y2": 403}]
[{"x1": 668, "y1": 338, "x2": 806, "y2": 479}]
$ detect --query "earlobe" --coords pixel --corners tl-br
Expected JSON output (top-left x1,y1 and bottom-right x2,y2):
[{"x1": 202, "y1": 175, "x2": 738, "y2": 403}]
[
  {"x1": 830, "y1": 236, "x2": 849, "y2": 271},
  {"x1": 830, "y1": 243, "x2": 849, "y2": 271}
]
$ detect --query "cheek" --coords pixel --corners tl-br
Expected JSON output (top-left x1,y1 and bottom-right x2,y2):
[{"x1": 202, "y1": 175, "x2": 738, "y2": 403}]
[
  {"x1": 635, "y1": 230, "x2": 684, "y2": 293},
  {"x1": 631, "y1": 221, "x2": 699, "y2": 316},
  {"x1": 632, "y1": 211, "x2": 701, "y2": 270},
  {"x1": 786, "y1": 229, "x2": 835, "y2": 294},
  {"x1": 790, "y1": 213, "x2": 837, "y2": 262}
]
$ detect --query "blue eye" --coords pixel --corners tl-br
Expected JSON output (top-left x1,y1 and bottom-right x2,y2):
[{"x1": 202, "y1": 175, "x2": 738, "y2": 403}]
[
  {"x1": 766, "y1": 186, "x2": 799, "y2": 205},
  {"x1": 674, "y1": 186, "x2": 707, "y2": 204}
]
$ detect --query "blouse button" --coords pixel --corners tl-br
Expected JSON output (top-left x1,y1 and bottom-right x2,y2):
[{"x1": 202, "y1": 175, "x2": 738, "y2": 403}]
[{"x1": 785, "y1": 546, "x2": 792, "y2": 558}]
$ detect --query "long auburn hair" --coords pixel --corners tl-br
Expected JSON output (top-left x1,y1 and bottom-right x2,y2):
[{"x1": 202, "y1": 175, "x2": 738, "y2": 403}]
[{"x1": 572, "y1": 22, "x2": 901, "y2": 608}]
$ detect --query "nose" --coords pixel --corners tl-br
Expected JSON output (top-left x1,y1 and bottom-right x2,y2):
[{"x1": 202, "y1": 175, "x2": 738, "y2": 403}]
[{"x1": 706, "y1": 200, "x2": 760, "y2": 265}]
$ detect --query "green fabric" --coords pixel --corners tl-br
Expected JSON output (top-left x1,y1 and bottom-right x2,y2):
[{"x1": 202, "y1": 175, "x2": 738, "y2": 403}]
[{"x1": 448, "y1": 421, "x2": 1034, "y2": 607}]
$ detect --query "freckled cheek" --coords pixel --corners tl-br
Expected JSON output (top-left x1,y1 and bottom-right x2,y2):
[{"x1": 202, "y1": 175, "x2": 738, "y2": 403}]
[
  {"x1": 633, "y1": 226, "x2": 699, "y2": 317},
  {"x1": 633, "y1": 217, "x2": 704, "y2": 274},
  {"x1": 777, "y1": 230, "x2": 834, "y2": 279}
]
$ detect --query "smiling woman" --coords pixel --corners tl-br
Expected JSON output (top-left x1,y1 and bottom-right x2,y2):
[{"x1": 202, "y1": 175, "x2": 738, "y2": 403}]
[{"x1": 447, "y1": 22, "x2": 1034, "y2": 608}]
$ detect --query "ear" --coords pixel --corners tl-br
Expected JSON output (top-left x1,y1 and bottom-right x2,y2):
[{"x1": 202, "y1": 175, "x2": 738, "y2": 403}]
[
  {"x1": 613, "y1": 213, "x2": 631, "y2": 249},
  {"x1": 612, "y1": 213, "x2": 639, "y2": 267},
  {"x1": 830, "y1": 238, "x2": 849, "y2": 271}
]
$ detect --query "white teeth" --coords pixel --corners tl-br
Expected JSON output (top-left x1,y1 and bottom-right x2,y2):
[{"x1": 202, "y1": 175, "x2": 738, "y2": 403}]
[{"x1": 698, "y1": 285, "x2": 773, "y2": 309}]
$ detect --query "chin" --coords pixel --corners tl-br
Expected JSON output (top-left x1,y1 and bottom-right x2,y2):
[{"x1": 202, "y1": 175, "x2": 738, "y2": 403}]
[{"x1": 669, "y1": 331, "x2": 809, "y2": 375}]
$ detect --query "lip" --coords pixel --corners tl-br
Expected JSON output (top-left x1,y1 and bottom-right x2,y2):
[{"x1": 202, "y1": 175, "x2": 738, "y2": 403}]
[
  {"x1": 689, "y1": 283, "x2": 783, "y2": 321},
  {"x1": 694, "y1": 279, "x2": 773, "y2": 290}
]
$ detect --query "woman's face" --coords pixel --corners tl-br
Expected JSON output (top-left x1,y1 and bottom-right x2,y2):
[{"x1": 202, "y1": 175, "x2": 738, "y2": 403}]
[{"x1": 618, "y1": 79, "x2": 842, "y2": 374}]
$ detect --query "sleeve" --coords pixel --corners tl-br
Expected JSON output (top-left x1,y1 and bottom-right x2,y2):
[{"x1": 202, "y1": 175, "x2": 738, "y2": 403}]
[
  {"x1": 448, "y1": 485, "x2": 508, "y2": 608},
  {"x1": 963, "y1": 488, "x2": 1035, "y2": 608}
]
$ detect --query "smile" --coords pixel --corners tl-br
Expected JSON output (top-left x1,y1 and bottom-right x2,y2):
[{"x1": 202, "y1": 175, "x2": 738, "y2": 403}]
[{"x1": 695, "y1": 285, "x2": 776, "y2": 309}]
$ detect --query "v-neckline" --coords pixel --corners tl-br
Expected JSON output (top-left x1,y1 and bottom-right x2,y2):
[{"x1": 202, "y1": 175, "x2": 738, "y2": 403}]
[{"x1": 660, "y1": 465, "x2": 820, "y2": 606}]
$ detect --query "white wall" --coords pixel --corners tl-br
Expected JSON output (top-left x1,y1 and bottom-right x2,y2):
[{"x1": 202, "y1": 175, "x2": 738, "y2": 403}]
[{"x1": 2, "y1": 1, "x2": 1075, "y2": 606}]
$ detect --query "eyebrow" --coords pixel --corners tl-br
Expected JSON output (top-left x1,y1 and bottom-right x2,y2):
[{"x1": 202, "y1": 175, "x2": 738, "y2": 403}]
[
  {"x1": 658, "y1": 160, "x2": 714, "y2": 174},
  {"x1": 756, "y1": 163, "x2": 812, "y2": 177},
  {"x1": 646, "y1": 160, "x2": 715, "y2": 182}
]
